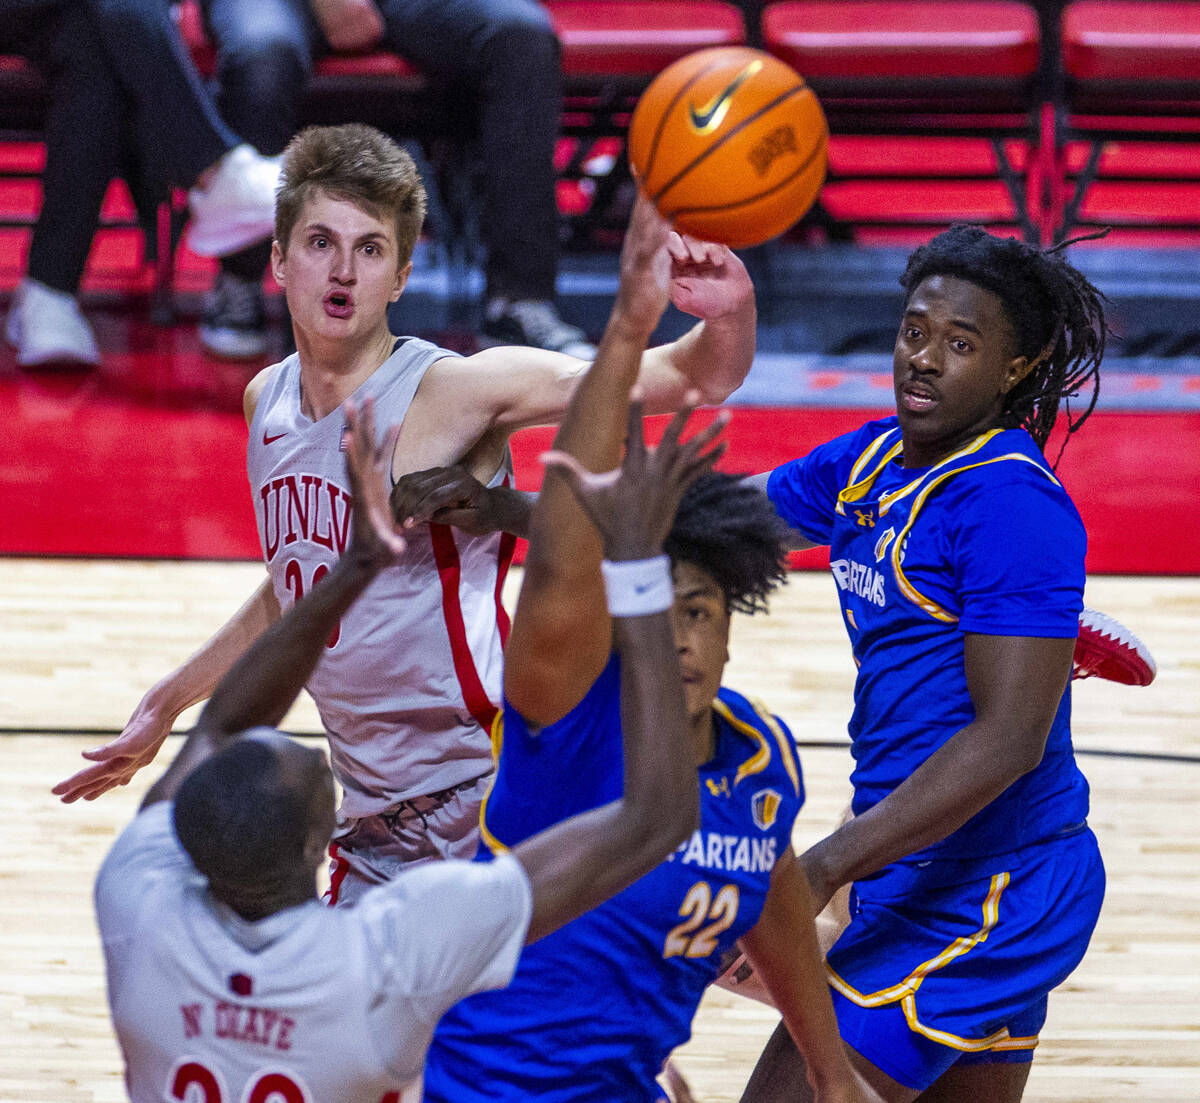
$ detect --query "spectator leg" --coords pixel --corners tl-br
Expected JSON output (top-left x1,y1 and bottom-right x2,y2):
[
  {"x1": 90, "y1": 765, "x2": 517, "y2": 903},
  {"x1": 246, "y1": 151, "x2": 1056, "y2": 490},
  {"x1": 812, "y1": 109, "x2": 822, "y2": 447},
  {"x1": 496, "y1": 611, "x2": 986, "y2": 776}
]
[
  {"x1": 377, "y1": 0, "x2": 562, "y2": 302},
  {"x1": 201, "y1": 0, "x2": 319, "y2": 280},
  {"x1": 83, "y1": 0, "x2": 238, "y2": 188}
]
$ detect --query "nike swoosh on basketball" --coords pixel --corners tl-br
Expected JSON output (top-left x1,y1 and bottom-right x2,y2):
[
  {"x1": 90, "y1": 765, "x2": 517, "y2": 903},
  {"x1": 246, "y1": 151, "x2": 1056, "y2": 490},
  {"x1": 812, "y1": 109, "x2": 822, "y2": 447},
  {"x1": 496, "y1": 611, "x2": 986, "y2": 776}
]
[
  {"x1": 688, "y1": 59, "x2": 763, "y2": 134},
  {"x1": 263, "y1": 430, "x2": 287, "y2": 445}
]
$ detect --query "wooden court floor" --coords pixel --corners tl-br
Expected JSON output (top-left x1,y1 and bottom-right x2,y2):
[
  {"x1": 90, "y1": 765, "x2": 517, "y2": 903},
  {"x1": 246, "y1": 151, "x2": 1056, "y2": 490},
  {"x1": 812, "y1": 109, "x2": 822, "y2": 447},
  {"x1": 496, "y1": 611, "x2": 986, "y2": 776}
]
[{"x1": 1, "y1": 560, "x2": 1197, "y2": 1102}]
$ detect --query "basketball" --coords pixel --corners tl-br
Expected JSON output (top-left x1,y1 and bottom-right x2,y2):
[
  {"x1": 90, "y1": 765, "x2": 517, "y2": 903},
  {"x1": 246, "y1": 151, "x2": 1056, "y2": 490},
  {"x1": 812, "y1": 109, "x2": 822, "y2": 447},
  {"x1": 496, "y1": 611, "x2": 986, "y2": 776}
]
[{"x1": 627, "y1": 47, "x2": 828, "y2": 249}]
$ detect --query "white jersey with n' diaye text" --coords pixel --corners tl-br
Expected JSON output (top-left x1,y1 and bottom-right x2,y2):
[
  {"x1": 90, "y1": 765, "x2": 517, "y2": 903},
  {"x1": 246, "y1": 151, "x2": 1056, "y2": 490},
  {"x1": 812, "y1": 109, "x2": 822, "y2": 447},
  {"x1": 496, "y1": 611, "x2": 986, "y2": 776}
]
[
  {"x1": 96, "y1": 803, "x2": 531, "y2": 1103},
  {"x1": 247, "y1": 338, "x2": 515, "y2": 819}
]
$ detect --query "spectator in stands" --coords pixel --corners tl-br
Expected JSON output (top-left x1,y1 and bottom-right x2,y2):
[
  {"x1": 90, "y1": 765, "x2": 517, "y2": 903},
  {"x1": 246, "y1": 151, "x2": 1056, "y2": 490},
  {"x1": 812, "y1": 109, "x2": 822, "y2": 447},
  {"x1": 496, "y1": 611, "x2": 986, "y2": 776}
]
[
  {"x1": 1, "y1": 0, "x2": 280, "y2": 368},
  {"x1": 189, "y1": 0, "x2": 594, "y2": 362}
]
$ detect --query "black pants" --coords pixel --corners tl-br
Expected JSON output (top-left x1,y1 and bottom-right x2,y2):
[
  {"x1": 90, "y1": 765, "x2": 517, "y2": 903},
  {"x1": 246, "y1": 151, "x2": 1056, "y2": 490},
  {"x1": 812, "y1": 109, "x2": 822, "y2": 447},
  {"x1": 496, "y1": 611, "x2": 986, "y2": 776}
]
[
  {"x1": 0, "y1": 0, "x2": 239, "y2": 293},
  {"x1": 200, "y1": 0, "x2": 563, "y2": 300}
]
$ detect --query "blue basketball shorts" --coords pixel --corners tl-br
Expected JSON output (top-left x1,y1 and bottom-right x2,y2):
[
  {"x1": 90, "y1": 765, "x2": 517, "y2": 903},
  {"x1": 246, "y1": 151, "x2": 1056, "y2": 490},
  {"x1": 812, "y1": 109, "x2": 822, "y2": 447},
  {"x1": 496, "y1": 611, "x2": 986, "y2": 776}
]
[{"x1": 825, "y1": 825, "x2": 1105, "y2": 1091}]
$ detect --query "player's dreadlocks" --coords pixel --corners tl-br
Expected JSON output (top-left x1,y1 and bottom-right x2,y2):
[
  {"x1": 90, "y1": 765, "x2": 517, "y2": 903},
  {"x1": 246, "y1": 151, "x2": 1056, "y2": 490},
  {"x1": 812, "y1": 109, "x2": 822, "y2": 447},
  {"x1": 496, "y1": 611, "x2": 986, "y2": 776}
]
[
  {"x1": 899, "y1": 223, "x2": 1107, "y2": 457},
  {"x1": 665, "y1": 472, "x2": 791, "y2": 615}
]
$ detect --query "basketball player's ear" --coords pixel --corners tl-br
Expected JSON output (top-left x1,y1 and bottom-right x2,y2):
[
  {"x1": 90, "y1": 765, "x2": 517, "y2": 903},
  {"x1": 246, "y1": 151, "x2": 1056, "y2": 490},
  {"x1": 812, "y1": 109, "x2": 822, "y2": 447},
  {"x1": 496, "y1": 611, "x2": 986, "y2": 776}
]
[
  {"x1": 391, "y1": 260, "x2": 412, "y2": 303},
  {"x1": 270, "y1": 239, "x2": 287, "y2": 288},
  {"x1": 1002, "y1": 354, "x2": 1031, "y2": 393}
]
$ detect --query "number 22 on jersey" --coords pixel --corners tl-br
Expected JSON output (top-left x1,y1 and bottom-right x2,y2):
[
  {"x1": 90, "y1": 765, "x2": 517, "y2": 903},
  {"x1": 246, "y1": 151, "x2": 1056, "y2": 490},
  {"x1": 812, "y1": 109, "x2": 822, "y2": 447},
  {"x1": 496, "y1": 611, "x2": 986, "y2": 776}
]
[{"x1": 663, "y1": 880, "x2": 740, "y2": 959}]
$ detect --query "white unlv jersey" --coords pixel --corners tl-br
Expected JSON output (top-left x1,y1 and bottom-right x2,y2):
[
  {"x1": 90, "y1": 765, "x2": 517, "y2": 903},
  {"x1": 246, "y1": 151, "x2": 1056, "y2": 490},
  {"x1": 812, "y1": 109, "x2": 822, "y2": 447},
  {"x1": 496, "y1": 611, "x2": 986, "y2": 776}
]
[
  {"x1": 97, "y1": 804, "x2": 531, "y2": 1103},
  {"x1": 247, "y1": 338, "x2": 515, "y2": 818}
]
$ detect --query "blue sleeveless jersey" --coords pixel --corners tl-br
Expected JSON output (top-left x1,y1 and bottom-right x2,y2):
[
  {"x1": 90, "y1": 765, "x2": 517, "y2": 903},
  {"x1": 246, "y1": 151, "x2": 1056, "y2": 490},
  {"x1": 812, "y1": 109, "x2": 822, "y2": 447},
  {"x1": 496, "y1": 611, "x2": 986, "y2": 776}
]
[
  {"x1": 423, "y1": 656, "x2": 804, "y2": 1102},
  {"x1": 767, "y1": 417, "x2": 1089, "y2": 862}
]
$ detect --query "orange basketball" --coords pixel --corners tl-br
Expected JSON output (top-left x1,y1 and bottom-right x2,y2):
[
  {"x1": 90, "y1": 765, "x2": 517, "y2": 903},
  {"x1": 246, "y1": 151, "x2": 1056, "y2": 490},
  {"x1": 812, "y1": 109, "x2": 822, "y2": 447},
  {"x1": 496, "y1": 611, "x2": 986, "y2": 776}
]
[{"x1": 628, "y1": 47, "x2": 828, "y2": 249}]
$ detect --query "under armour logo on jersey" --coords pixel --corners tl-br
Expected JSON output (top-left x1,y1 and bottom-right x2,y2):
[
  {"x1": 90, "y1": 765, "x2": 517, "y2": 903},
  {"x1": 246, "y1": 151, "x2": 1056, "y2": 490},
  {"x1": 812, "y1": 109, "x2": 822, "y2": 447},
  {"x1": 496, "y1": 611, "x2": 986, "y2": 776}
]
[
  {"x1": 854, "y1": 509, "x2": 875, "y2": 528},
  {"x1": 706, "y1": 776, "x2": 731, "y2": 799},
  {"x1": 751, "y1": 788, "x2": 782, "y2": 831},
  {"x1": 229, "y1": 973, "x2": 253, "y2": 997}
]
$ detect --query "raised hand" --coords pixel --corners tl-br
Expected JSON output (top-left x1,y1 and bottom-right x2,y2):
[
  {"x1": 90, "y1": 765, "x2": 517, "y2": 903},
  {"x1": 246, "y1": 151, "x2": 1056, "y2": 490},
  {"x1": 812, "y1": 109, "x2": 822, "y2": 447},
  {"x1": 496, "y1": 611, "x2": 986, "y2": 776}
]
[
  {"x1": 667, "y1": 232, "x2": 754, "y2": 322},
  {"x1": 541, "y1": 392, "x2": 729, "y2": 560},
  {"x1": 341, "y1": 397, "x2": 406, "y2": 567},
  {"x1": 613, "y1": 194, "x2": 674, "y2": 340},
  {"x1": 52, "y1": 689, "x2": 176, "y2": 803}
]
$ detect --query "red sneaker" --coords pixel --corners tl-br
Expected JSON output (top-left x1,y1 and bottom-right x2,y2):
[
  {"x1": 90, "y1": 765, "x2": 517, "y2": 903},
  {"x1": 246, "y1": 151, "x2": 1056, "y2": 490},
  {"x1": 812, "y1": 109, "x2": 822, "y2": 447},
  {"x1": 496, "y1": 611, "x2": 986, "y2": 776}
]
[{"x1": 1073, "y1": 608, "x2": 1157, "y2": 686}]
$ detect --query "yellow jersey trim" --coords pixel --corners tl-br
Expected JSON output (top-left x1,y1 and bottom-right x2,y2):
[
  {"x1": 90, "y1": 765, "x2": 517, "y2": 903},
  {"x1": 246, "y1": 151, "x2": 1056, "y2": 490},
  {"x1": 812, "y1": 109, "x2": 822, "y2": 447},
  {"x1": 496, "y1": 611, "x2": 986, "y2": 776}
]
[
  {"x1": 476, "y1": 710, "x2": 510, "y2": 855},
  {"x1": 826, "y1": 872, "x2": 1039, "y2": 1052},
  {"x1": 837, "y1": 430, "x2": 903, "y2": 515},
  {"x1": 713, "y1": 698, "x2": 773, "y2": 789},
  {"x1": 747, "y1": 696, "x2": 802, "y2": 798},
  {"x1": 890, "y1": 453, "x2": 1059, "y2": 623},
  {"x1": 837, "y1": 429, "x2": 1005, "y2": 520}
]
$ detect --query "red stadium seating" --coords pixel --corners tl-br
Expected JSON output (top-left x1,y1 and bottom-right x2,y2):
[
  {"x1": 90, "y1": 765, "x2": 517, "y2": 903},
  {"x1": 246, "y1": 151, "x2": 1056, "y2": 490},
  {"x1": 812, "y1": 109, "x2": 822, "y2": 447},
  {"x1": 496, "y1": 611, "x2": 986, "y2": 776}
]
[
  {"x1": 761, "y1": 1, "x2": 1045, "y2": 240},
  {"x1": 1056, "y1": 1, "x2": 1200, "y2": 239}
]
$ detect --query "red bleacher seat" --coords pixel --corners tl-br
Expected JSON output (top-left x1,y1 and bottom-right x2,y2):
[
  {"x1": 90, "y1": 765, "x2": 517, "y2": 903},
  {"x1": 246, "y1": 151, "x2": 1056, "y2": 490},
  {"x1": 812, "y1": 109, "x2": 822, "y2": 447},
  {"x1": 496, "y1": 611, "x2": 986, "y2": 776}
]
[
  {"x1": 763, "y1": 1, "x2": 1040, "y2": 81},
  {"x1": 1063, "y1": 1, "x2": 1200, "y2": 83},
  {"x1": 545, "y1": 1, "x2": 746, "y2": 78}
]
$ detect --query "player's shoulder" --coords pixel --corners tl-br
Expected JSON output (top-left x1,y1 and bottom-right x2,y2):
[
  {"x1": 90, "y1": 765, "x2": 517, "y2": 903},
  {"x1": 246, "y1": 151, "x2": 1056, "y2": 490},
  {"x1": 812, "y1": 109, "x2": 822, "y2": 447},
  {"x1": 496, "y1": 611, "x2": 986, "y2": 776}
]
[
  {"x1": 95, "y1": 803, "x2": 191, "y2": 935},
  {"x1": 243, "y1": 357, "x2": 292, "y2": 427},
  {"x1": 715, "y1": 688, "x2": 803, "y2": 800},
  {"x1": 946, "y1": 428, "x2": 1077, "y2": 513}
]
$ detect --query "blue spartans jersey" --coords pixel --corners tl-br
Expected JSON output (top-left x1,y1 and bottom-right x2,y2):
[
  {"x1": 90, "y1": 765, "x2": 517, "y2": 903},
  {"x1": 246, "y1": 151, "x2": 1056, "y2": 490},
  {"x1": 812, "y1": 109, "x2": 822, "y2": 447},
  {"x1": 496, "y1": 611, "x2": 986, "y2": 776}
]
[
  {"x1": 422, "y1": 656, "x2": 804, "y2": 1102},
  {"x1": 767, "y1": 416, "x2": 1089, "y2": 862}
]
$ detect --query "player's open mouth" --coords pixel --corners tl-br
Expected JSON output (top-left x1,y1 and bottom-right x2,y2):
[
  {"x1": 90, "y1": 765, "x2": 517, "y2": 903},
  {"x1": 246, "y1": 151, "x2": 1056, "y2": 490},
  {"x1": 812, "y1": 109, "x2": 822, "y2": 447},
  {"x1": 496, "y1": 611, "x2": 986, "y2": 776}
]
[
  {"x1": 324, "y1": 290, "x2": 354, "y2": 318},
  {"x1": 899, "y1": 381, "x2": 938, "y2": 412}
]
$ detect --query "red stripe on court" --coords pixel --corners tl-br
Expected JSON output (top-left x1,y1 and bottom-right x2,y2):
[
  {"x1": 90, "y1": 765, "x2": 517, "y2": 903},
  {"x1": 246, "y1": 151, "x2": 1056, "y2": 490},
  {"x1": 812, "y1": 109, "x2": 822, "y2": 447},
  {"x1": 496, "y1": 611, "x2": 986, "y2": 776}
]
[{"x1": 430, "y1": 523, "x2": 499, "y2": 732}]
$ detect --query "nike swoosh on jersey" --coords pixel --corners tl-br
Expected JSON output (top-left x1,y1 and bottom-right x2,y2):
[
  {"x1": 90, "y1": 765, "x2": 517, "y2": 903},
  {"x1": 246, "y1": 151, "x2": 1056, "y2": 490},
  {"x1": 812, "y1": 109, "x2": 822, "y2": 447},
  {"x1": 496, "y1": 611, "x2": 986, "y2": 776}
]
[
  {"x1": 688, "y1": 59, "x2": 763, "y2": 134},
  {"x1": 263, "y1": 431, "x2": 287, "y2": 445}
]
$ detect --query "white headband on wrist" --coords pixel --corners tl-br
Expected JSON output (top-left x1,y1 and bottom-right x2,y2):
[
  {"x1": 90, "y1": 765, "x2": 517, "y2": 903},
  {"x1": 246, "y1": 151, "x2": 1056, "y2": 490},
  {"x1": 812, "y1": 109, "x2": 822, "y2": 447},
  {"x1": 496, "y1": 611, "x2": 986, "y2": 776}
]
[{"x1": 600, "y1": 555, "x2": 674, "y2": 617}]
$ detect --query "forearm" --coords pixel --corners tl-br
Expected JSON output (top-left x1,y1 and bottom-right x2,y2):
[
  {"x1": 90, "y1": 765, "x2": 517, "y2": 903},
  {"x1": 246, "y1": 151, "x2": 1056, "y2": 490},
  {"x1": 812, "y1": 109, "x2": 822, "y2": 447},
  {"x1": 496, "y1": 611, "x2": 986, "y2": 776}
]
[
  {"x1": 485, "y1": 486, "x2": 535, "y2": 539},
  {"x1": 145, "y1": 578, "x2": 281, "y2": 720},
  {"x1": 613, "y1": 612, "x2": 696, "y2": 823},
  {"x1": 197, "y1": 554, "x2": 379, "y2": 737},
  {"x1": 806, "y1": 721, "x2": 1036, "y2": 892},
  {"x1": 640, "y1": 302, "x2": 756, "y2": 410},
  {"x1": 740, "y1": 855, "x2": 854, "y2": 1092}
]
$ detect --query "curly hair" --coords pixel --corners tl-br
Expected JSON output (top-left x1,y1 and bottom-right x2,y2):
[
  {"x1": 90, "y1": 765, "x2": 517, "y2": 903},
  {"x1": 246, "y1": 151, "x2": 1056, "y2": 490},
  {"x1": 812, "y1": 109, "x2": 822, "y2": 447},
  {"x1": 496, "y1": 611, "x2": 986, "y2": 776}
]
[
  {"x1": 899, "y1": 223, "x2": 1107, "y2": 456},
  {"x1": 666, "y1": 472, "x2": 791, "y2": 615}
]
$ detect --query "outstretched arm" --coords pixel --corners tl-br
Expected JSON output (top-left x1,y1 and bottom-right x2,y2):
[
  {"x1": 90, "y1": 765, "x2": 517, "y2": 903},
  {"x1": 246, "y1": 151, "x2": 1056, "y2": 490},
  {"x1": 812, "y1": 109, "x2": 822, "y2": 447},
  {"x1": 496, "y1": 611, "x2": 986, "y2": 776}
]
[
  {"x1": 138, "y1": 400, "x2": 406, "y2": 809},
  {"x1": 503, "y1": 195, "x2": 678, "y2": 726},
  {"x1": 53, "y1": 580, "x2": 282, "y2": 803},
  {"x1": 512, "y1": 402, "x2": 724, "y2": 943}
]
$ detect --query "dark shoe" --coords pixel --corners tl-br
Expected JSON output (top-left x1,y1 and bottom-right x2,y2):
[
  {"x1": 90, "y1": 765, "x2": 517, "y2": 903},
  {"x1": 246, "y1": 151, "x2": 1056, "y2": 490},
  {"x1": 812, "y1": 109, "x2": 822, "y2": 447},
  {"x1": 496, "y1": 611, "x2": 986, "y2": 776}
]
[
  {"x1": 482, "y1": 297, "x2": 596, "y2": 359},
  {"x1": 199, "y1": 271, "x2": 268, "y2": 360}
]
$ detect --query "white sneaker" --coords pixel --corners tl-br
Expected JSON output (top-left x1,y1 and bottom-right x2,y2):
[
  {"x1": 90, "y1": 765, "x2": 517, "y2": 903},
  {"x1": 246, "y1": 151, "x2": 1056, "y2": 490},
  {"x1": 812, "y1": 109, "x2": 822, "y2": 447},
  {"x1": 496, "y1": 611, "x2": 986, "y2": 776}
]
[
  {"x1": 187, "y1": 144, "x2": 281, "y2": 257},
  {"x1": 3, "y1": 278, "x2": 101, "y2": 368}
]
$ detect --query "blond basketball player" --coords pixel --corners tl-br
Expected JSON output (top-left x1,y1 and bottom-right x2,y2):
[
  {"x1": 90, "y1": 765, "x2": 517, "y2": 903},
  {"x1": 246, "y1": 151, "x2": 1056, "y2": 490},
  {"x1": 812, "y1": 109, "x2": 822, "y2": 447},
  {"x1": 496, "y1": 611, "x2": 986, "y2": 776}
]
[
  {"x1": 59, "y1": 123, "x2": 756, "y2": 903},
  {"x1": 96, "y1": 195, "x2": 725, "y2": 1099}
]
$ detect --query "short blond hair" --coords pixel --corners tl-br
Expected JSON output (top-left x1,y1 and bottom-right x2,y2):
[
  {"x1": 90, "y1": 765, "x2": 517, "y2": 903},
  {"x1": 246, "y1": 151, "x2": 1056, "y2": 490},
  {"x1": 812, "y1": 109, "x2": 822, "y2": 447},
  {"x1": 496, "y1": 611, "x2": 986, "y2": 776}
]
[{"x1": 275, "y1": 124, "x2": 426, "y2": 268}]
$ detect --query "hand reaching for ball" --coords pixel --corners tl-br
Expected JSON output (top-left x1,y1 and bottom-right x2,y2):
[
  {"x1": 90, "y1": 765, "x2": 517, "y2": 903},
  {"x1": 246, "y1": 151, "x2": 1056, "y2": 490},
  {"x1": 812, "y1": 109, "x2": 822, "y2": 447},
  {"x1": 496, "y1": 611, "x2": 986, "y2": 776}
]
[{"x1": 666, "y1": 232, "x2": 754, "y2": 321}]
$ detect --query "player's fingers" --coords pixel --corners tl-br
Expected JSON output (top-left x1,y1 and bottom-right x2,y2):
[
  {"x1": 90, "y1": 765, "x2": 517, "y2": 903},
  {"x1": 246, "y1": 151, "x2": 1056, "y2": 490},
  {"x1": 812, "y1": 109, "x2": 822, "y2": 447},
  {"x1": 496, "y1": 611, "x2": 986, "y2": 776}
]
[
  {"x1": 540, "y1": 450, "x2": 622, "y2": 493},
  {"x1": 656, "y1": 390, "x2": 703, "y2": 454},
  {"x1": 677, "y1": 408, "x2": 731, "y2": 462},
  {"x1": 623, "y1": 397, "x2": 649, "y2": 465},
  {"x1": 666, "y1": 231, "x2": 690, "y2": 262}
]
